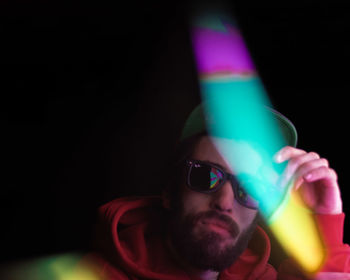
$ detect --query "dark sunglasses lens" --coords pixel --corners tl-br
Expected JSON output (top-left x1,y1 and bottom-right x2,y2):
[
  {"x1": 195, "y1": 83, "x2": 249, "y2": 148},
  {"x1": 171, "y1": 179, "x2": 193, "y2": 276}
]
[
  {"x1": 189, "y1": 162, "x2": 224, "y2": 192},
  {"x1": 236, "y1": 185, "x2": 259, "y2": 209}
]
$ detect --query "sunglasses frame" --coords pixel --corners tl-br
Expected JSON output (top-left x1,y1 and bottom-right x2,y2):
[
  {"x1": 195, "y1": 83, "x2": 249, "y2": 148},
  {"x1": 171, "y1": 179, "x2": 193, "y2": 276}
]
[{"x1": 185, "y1": 159, "x2": 258, "y2": 210}]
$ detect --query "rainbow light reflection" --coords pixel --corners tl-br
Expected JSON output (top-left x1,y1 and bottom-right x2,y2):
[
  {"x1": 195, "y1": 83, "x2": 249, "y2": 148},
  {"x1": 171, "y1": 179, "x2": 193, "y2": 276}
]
[{"x1": 190, "y1": 11, "x2": 326, "y2": 275}]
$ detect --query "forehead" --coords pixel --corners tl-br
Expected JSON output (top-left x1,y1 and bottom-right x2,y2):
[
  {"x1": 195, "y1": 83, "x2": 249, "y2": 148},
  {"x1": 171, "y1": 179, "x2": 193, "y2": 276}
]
[{"x1": 191, "y1": 136, "x2": 230, "y2": 170}]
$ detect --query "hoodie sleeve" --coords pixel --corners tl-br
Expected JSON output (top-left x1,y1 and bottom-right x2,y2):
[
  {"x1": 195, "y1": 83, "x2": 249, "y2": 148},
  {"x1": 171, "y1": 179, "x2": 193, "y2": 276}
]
[
  {"x1": 314, "y1": 213, "x2": 350, "y2": 272},
  {"x1": 277, "y1": 213, "x2": 350, "y2": 280}
]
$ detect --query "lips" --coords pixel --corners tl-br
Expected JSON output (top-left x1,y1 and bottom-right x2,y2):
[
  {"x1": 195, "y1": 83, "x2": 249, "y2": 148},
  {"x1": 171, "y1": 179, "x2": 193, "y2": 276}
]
[
  {"x1": 202, "y1": 219, "x2": 230, "y2": 230},
  {"x1": 190, "y1": 210, "x2": 240, "y2": 238},
  {"x1": 201, "y1": 218, "x2": 239, "y2": 237}
]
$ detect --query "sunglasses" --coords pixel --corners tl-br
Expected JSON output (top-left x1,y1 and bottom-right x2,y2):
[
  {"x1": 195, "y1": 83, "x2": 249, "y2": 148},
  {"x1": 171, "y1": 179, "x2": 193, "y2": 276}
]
[{"x1": 185, "y1": 159, "x2": 259, "y2": 209}]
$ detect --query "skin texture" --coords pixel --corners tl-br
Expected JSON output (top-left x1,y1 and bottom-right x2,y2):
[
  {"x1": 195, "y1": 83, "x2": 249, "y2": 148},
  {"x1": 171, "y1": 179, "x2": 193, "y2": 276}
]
[{"x1": 163, "y1": 137, "x2": 343, "y2": 280}]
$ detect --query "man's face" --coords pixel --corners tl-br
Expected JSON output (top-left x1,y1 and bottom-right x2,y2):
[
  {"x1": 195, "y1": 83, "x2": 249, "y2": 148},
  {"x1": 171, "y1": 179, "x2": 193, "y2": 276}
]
[{"x1": 168, "y1": 136, "x2": 258, "y2": 271}]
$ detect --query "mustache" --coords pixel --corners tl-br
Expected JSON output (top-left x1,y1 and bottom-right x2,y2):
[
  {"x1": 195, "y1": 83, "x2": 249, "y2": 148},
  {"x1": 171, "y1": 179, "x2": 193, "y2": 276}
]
[{"x1": 192, "y1": 210, "x2": 240, "y2": 238}]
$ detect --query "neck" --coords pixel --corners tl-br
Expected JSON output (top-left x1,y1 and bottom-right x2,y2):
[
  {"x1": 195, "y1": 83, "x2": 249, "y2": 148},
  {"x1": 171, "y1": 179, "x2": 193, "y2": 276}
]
[{"x1": 166, "y1": 236, "x2": 219, "y2": 280}]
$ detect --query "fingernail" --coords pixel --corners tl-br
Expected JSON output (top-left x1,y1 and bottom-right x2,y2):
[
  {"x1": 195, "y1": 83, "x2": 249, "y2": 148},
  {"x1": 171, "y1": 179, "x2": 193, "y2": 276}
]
[{"x1": 305, "y1": 173, "x2": 313, "y2": 181}]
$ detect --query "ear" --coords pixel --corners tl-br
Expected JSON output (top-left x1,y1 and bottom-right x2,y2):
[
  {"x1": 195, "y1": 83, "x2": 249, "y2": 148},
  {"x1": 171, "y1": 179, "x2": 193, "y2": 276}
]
[{"x1": 162, "y1": 188, "x2": 171, "y2": 210}]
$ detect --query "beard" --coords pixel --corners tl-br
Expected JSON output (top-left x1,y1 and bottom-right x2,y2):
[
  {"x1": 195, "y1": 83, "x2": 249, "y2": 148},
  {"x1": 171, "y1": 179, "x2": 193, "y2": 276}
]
[{"x1": 168, "y1": 206, "x2": 258, "y2": 272}]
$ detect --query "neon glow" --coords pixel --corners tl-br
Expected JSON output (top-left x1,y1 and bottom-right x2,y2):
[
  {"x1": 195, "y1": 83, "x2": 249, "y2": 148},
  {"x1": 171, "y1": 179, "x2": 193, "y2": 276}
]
[
  {"x1": 2, "y1": 253, "x2": 101, "y2": 280},
  {"x1": 190, "y1": 12, "x2": 326, "y2": 275}
]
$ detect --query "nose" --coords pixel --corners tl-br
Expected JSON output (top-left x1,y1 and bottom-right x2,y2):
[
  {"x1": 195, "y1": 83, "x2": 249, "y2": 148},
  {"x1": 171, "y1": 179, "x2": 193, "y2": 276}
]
[{"x1": 210, "y1": 180, "x2": 235, "y2": 213}]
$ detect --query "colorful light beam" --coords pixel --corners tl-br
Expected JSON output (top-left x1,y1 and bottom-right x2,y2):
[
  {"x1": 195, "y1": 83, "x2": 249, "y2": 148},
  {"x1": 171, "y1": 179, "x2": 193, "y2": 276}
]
[
  {"x1": 0, "y1": 253, "x2": 102, "y2": 280},
  {"x1": 190, "y1": 9, "x2": 326, "y2": 275}
]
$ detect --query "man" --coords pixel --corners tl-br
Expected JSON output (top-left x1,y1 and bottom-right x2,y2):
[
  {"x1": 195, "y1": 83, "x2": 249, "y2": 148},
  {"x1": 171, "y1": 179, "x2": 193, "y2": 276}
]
[{"x1": 83, "y1": 105, "x2": 350, "y2": 280}]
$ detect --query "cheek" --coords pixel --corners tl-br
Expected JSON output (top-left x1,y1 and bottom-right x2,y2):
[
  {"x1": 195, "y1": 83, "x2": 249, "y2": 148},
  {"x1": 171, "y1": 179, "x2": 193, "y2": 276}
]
[
  {"x1": 235, "y1": 208, "x2": 257, "y2": 230},
  {"x1": 180, "y1": 188, "x2": 211, "y2": 214}
]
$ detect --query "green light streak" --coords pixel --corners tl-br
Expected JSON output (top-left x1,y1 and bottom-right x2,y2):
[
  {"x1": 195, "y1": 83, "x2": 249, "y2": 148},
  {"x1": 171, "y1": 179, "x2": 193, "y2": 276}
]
[{"x1": 201, "y1": 76, "x2": 289, "y2": 218}]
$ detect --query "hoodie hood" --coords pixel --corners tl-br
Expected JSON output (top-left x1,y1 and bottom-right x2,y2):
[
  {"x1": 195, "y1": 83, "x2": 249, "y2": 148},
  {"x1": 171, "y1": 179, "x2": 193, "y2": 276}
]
[{"x1": 93, "y1": 196, "x2": 276, "y2": 280}]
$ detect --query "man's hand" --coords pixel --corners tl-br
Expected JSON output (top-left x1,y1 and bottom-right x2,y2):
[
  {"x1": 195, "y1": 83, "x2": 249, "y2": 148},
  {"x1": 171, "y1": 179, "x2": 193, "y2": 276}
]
[{"x1": 275, "y1": 146, "x2": 342, "y2": 215}]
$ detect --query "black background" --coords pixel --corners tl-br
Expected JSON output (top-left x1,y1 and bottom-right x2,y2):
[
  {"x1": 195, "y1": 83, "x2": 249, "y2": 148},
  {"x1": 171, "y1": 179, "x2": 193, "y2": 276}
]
[{"x1": 2, "y1": 0, "x2": 350, "y2": 264}]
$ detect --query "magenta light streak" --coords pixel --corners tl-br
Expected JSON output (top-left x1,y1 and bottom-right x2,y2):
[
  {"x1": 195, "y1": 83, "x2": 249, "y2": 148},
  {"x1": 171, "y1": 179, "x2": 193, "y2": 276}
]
[{"x1": 192, "y1": 24, "x2": 255, "y2": 75}]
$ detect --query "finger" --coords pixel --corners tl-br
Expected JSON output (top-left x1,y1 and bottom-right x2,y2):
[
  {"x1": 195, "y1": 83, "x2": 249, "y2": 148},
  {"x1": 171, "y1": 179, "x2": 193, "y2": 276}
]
[
  {"x1": 303, "y1": 166, "x2": 338, "y2": 184},
  {"x1": 278, "y1": 151, "x2": 321, "y2": 188},
  {"x1": 293, "y1": 158, "x2": 330, "y2": 189},
  {"x1": 274, "y1": 146, "x2": 307, "y2": 163},
  {"x1": 286, "y1": 151, "x2": 321, "y2": 176}
]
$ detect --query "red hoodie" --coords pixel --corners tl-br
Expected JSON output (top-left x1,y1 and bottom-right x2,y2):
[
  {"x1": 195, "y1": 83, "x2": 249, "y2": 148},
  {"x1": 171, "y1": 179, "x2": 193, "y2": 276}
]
[{"x1": 82, "y1": 196, "x2": 350, "y2": 280}]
